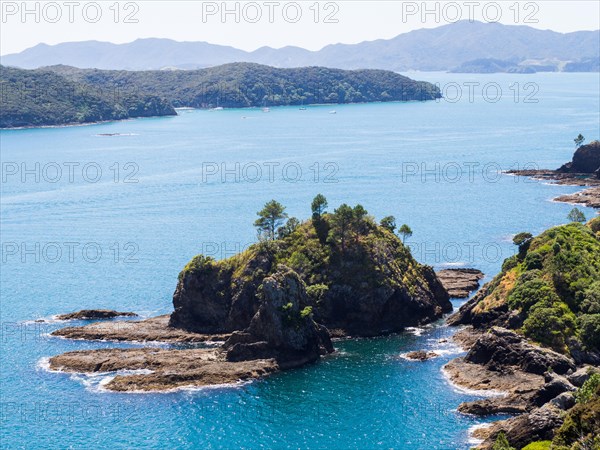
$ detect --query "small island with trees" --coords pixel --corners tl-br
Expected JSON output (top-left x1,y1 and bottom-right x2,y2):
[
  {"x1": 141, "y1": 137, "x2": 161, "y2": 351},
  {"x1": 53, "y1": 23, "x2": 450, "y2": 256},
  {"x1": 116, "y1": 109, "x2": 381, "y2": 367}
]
[{"x1": 48, "y1": 196, "x2": 453, "y2": 390}]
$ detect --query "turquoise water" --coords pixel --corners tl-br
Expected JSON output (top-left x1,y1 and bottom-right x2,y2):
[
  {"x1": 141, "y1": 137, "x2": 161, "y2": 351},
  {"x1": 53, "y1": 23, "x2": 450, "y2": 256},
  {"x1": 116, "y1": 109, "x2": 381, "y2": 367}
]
[{"x1": 1, "y1": 72, "x2": 598, "y2": 448}]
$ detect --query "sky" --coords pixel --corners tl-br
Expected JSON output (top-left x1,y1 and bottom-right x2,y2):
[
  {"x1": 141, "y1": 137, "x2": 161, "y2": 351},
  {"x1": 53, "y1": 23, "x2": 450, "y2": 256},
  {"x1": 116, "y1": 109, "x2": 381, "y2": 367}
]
[{"x1": 1, "y1": 1, "x2": 600, "y2": 55}]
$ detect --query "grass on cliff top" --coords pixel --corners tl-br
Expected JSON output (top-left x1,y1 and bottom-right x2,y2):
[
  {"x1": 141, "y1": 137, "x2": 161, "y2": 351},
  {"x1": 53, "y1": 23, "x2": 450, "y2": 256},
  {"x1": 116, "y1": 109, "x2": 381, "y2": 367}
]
[{"x1": 476, "y1": 218, "x2": 600, "y2": 354}]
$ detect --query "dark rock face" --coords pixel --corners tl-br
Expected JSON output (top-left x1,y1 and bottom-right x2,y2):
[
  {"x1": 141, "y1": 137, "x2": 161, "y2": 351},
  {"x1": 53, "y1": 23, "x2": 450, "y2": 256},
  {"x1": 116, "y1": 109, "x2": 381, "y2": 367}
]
[
  {"x1": 549, "y1": 392, "x2": 576, "y2": 410},
  {"x1": 465, "y1": 328, "x2": 576, "y2": 375},
  {"x1": 566, "y1": 337, "x2": 600, "y2": 366},
  {"x1": 169, "y1": 249, "x2": 274, "y2": 333},
  {"x1": 55, "y1": 309, "x2": 137, "y2": 320},
  {"x1": 170, "y1": 242, "x2": 451, "y2": 337},
  {"x1": 447, "y1": 284, "x2": 511, "y2": 328},
  {"x1": 223, "y1": 265, "x2": 333, "y2": 367},
  {"x1": 486, "y1": 404, "x2": 564, "y2": 449},
  {"x1": 567, "y1": 365, "x2": 600, "y2": 387},
  {"x1": 531, "y1": 373, "x2": 576, "y2": 407},
  {"x1": 316, "y1": 264, "x2": 450, "y2": 336},
  {"x1": 558, "y1": 140, "x2": 600, "y2": 174},
  {"x1": 458, "y1": 399, "x2": 528, "y2": 416}
]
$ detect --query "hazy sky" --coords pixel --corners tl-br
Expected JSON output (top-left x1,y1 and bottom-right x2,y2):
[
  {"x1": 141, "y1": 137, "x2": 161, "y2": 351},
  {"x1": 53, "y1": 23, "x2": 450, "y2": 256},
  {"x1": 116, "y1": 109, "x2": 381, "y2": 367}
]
[{"x1": 1, "y1": 1, "x2": 599, "y2": 55}]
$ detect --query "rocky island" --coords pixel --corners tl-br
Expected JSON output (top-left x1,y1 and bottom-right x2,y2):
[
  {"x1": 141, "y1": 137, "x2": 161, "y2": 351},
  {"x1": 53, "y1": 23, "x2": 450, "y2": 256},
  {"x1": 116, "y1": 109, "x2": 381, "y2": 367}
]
[
  {"x1": 509, "y1": 140, "x2": 600, "y2": 209},
  {"x1": 55, "y1": 309, "x2": 138, "y2": 321},
  {"x1": 48, "y1": 197, "x2": 451, "y2": 391},
  {"x1": 446, "y1": 217, "x2": 600, "y2": 449}
]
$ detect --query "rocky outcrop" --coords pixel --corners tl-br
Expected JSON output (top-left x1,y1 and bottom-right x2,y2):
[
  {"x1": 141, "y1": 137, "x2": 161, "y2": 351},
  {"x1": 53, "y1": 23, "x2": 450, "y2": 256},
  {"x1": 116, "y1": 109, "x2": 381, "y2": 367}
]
[
  {"x1": 444, "y1": 350, "x2": 545, "y2": 416},
  {"x1": 436, "y1": 268, "x2": 484, "y2": 298},
  {"x1": 222, "y1": 265, "x2": 333, "y2": 368},
  {"x1": 448, "y1": 327, "x2": 597, "y2": 449},
  {"x1": 445, "y1": 220, "x2": 600, "y2": 448},
  {"x1": 531, "y1": 372, "x2": 576, "y2": 407},
  {"x1": 48, "y1": 266, "x2": 334, "y2": 391},
  {"x1": 549, "y1": 392, "x2": 575, "y2": 410},
  {"x1": 169, "y1": 249, "x2": 274, "y2": 333},
  {"x1": 316, "y1": 263, "x2": 450, "y2": 336},
  {"x1": 403, "y1": 350, "x2": 439, "y2": 361},
  {"x1": 445, "y1": 327, "x2": 581, "y2": 423},
  {"x1": 170, "y1": 217, "x2": 451, "y2": 337},
  {"x1": 55, "y1": 309, "x2": 137, "y2": 320},
  {"x1": 51, "y1": 315, "x2": 229, "y2": 343},
  {"x1": 558, "y1": 140, "x2": 600, "y2": 175},
  {"x1": 508, "y1": 141, "x2": 600, "y2": 208},
  {"x1": 48, "y1": 347, "x2": 279, "y2": 392},
  {"x1": 554, "y1": 186, "x2": 600, "y2": 209},
  {"x1": 464, "y1": 328, "x2": 576, "y2": 375},
  {"x1": 480, "y1": 404, "x2": 564, "y2": 449},
  {"x1": 567, "y1": 365, "x2": 600, "y2": 387},
  {"x1": 446, "y1": 284, "x2": 511, "y2": 328}
]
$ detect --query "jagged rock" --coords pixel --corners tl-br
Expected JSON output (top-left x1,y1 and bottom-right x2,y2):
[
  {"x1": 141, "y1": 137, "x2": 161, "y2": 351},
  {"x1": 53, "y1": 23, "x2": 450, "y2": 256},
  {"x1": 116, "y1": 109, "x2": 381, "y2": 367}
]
[
  {"x1": 403, "y1": 350, "x2": 439, "y2": 361},
  {"x1": 436, "y1": 268, "x2": 484, "y2": 298},
  {"x1": 458, "y1": 399, "x2": 528, "y2": 415},
  {"x1": 482, "y1": 404, "x2": 564, "y2": 449},
  {"x1": 566, "y1": 337, "x2": 600, "y2": 366},
  {"x1": 444, "y1": 353, "x2": 544, "y2": 417},
  {"x1": 567, "y1": 365, "x2": 600, "y2": 387},
  {"x1": 446, "y1": 284, "x2": 510, "y2": 327},
  {"x1": 549, "y1": 392, "x2": 576, "y2": 410},
  {"x1": 464, "y1": 327, "x2": 576, "y2": 375},
  {"x1": 316, "y1": 264, "x2": 450, "y2": 336},
  {"x1": 55, "y1": 309, "x2": 137, "y2": 320},
  {"x1": 532, "y1": 373, "x2": 576, "y2": 406},
  {"x1": 558, "y1": 140, "x2": 600, "y2": 174},
  {"x1": 169, "y1": 249, "x2": 274, "y2": 333},
  {"x1": 223, "y1": 265, "x2": 333, "y2": 367}
]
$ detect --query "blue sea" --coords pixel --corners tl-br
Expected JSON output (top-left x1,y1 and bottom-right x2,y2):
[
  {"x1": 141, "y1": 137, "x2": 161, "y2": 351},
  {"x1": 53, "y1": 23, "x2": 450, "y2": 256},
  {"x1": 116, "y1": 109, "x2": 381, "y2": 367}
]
[{"x1": 1, "y1": 72, "x2": 598, "y2": 449}]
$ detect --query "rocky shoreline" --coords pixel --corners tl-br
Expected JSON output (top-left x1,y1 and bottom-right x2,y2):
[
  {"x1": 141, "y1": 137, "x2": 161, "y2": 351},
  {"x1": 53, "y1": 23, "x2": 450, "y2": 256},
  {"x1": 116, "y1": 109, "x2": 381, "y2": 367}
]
[
  {"x1": 507, "y1": 140, "x2": 600, "y2": 209},
  {"x1": 442, "y1": 219, "x2": 600, "y2": 448},
  {"x1": 445, "y1": 326, "x2": 599, "y2": 449},
  {"x1": 41, "y1": 199, "x2": 600, "y2": 446},
  {"x1": 49, "y1": 347, "x2": 279, "y2": 392},
  {"x1": 507, "y1": 169, "x2": 600, "y2": 209},
  {"x1": 48, "y1": 266, "x2": 334, "y2": 391},
  {"x1": 51, "y1": 315, "x2": 230, "y2": 343}
]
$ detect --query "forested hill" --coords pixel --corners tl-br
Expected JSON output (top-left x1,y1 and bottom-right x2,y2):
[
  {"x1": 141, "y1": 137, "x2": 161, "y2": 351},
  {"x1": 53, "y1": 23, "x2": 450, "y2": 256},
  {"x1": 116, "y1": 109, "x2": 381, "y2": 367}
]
[
  {"x1": 1, "y1": 63, "x2": 440, "y2": 128},
  {"x1": 0, "y1": 65, "x2": 176, "y2": 128},
  {"x1": 48, "y1": 63, "x2": 441, "y2": 108}
]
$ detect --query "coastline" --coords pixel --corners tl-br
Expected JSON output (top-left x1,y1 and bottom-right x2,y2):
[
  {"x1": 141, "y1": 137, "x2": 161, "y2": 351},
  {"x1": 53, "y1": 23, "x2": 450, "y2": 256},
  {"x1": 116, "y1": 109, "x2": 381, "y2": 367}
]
[
  {"x1": 0, "y1": 113, "x2": 178, "y2": 131},
  {"x1": 0, "y1": 98, "x2": 442, "y2": 131},
  {"x1": 507, "y1": 162, "x2": 600, "y2": 210}
]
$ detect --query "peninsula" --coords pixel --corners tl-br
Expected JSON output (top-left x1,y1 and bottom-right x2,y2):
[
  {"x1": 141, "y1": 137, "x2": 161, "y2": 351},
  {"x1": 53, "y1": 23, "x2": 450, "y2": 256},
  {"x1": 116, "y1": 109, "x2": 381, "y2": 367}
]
[{"x1": 0, "y1": 63, "x2": 441, "y2": 128}]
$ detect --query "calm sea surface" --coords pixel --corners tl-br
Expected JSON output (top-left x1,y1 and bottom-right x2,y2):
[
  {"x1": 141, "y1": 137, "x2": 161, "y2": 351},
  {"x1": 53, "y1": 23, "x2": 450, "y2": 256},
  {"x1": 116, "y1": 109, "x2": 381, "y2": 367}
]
[{"x1": 1, "y1": 72, "x2": 598, "y2": 449}]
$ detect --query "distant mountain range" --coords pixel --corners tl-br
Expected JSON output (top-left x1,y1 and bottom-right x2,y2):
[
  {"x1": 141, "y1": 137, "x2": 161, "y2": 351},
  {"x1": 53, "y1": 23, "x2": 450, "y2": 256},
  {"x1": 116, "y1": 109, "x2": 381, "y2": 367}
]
[{"x1": 2, "y1": 21, "x2": 598, "y2": 73}]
